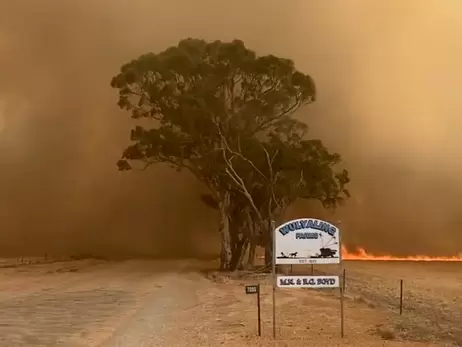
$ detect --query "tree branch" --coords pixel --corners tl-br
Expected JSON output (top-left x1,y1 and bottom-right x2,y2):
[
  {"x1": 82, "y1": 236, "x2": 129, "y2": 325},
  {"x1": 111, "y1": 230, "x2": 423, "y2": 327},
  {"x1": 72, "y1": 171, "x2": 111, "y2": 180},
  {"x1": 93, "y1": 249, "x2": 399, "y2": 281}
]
[
  {"x1": 261, "y1": 144, "x2": 282, "y2": 214},
  {"x1": 212, "y1": 121, "x2": 263, "y2": 222},
  {"x1": 215, "y1": 122, "x2": 267, "y2": 180}
]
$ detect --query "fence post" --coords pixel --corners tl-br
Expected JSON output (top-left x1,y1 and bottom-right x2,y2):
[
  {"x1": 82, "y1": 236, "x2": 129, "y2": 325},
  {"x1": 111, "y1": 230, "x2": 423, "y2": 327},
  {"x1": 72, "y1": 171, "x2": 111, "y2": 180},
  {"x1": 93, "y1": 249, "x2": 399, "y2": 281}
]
[{"x1": 399, "y1": 279, "x2": 403, "y2": 315}]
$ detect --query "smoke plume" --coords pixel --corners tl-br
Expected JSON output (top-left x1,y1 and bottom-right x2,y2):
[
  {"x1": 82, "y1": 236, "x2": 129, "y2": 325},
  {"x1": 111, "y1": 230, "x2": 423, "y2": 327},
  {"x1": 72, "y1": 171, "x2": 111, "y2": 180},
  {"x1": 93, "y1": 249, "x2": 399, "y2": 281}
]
[{"x1": 0, "y1": 0, "x2": 461, "y2": 257}]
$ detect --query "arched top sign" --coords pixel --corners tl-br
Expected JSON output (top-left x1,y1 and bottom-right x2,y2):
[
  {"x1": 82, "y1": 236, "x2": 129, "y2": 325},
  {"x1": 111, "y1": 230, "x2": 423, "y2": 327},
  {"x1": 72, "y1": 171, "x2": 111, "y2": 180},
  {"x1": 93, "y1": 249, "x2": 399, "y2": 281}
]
[{"x1": 275, "y1": 218, "x2": 341, "y2": 265}]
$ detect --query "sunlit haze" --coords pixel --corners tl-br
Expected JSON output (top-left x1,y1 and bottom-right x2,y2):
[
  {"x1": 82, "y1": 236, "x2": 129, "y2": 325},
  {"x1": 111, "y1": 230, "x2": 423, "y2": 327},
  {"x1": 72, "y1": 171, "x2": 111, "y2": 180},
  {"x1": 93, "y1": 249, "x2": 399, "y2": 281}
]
[{"x1": 1, "y1": 0, "x2": 461, "y2": 257}]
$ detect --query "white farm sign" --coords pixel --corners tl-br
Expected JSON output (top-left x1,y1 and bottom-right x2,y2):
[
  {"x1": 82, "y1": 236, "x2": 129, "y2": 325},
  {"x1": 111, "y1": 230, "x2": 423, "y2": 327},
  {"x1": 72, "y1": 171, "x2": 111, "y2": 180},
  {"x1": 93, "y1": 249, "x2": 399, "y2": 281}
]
[
  {"x1": 275, "y1": 218, "x2": 340, "y2": 265},
  {"x1": 277, "y1": 276, "x2": 339, "y2": 289}
]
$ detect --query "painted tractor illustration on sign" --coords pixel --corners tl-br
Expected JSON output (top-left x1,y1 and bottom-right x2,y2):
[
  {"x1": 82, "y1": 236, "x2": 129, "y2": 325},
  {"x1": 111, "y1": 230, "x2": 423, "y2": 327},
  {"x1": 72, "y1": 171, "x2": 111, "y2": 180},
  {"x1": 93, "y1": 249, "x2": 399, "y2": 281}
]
[
  {"x1": 311, "y1": 247, "x2": 337, "y2": 258},
  {"x1": 310, "y1": 232, "x2": 339, "y2": 258}
]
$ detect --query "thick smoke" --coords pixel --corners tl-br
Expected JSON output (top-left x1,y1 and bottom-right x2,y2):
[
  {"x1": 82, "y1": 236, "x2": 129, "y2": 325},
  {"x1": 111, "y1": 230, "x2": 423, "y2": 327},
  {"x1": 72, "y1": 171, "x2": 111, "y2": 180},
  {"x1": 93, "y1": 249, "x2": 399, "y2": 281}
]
[{"x1": 0, "y1": 0, "x2": 461, "y2": 257}]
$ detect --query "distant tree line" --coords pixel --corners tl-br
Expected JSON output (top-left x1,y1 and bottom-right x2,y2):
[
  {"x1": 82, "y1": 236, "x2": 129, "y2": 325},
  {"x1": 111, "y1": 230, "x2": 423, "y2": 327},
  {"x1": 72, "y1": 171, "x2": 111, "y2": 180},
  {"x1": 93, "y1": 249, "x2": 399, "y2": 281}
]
[{"x1": 111, "y1": 38, "x2": 350, "y2": 271}]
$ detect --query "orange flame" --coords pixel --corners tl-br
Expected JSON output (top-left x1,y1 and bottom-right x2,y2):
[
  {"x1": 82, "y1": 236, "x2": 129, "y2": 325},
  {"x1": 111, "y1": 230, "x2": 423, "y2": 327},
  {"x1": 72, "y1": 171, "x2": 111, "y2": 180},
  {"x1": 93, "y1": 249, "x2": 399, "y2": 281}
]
[{"x1": 342, "y1": 246, "x2": 462, "y2": 262}]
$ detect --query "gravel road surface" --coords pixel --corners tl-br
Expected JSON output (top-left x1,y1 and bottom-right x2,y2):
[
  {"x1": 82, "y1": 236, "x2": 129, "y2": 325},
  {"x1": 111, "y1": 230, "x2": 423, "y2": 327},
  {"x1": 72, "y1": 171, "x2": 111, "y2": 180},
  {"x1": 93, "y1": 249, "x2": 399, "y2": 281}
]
[{"x1": 0, "y1": 259, "x2": 207, "y2": 347}]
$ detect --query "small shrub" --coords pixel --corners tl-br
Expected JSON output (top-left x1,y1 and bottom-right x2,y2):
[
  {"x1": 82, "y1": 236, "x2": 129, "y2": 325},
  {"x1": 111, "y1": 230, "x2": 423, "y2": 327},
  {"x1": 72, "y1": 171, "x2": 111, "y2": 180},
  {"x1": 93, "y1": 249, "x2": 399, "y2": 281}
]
[
  {"x1": 353, "y1": 295, "x2": 376, "y2": 308},
  {"x1": 377, "y1": 326, "x2": 396, "y2": 340}
]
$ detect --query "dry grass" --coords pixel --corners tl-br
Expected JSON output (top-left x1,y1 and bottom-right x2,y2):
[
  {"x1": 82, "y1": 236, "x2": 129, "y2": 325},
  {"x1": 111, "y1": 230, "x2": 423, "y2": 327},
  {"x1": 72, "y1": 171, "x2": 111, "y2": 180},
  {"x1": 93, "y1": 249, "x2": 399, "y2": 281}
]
[
  {"x1": 0, "y1": 258, "x2": 459, "y2": 346},
  {"x1": 376, "y1": 325, "x2": 397, "y2": 340},
  {"x1": 339, "y1": 261, "x2": 462, "y2": 345},
  {"x1": 171, "y1": 260, "x2": 461, "y2": 346},
  {"x1": 166, "y1": 268, "x2": 448, "y2": 347}
]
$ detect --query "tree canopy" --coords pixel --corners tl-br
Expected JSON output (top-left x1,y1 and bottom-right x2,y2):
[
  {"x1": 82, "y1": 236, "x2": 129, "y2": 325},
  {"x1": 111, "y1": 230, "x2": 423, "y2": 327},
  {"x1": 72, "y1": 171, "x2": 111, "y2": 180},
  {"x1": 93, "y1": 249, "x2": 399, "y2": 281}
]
[{"x1": 111, "y1": 38, "x2": 350, "y2": 270}]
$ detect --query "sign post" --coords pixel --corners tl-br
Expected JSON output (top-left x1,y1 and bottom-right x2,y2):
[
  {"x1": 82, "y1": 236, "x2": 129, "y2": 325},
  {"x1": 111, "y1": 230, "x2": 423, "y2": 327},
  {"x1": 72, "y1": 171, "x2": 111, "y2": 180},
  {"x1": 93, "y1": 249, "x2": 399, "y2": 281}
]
[
  {"x1": 399, "y1": 279, "x2": 403, "y2": 315},
  {"x1": 271, "y1": 220, "x2": 277, "y2": 339},
  {"x1": 338, "y1": 225, "x2": 345, "y2": 338},
  {"x1": 273, "y1": 218, "x2": 344, "y2": 339},
  {"x1": 257, "y1": 285, "x2": 261, "y2": 337},
  {"x1": 245, "y1": 284, "x2": 261, "y2": 336}
]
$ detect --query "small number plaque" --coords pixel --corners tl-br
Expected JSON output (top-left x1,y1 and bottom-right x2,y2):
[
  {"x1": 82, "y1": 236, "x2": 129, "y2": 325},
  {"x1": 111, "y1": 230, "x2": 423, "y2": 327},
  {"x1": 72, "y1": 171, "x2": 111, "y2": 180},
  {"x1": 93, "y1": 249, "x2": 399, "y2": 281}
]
[{"x1": 245, "y1": 285, "x2": 259, "y2": 295}]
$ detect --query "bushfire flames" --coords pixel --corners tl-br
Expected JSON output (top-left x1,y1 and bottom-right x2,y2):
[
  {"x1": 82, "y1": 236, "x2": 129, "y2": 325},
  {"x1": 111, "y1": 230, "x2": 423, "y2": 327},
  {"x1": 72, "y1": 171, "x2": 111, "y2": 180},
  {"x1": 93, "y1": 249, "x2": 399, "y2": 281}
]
[{"x1": 342, "y1": 246, "x2": 462, "y2": 262}]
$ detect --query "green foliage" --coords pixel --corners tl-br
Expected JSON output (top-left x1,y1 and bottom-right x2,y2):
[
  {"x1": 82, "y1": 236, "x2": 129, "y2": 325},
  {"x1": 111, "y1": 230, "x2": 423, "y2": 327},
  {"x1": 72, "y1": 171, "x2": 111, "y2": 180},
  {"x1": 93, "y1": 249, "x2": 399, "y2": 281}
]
[
  {"x1": 111, "y1": 39, "x2": 315, "y2": 134},
  {"x1": 267, "y1": 134, "x2": 350, "y2": 209},
  {"x1": 112, "y1": 37, "x2": 349, "y2": 223},
  {"x1": 219, "y1": 126, "x2": 350, "y2": 219}
]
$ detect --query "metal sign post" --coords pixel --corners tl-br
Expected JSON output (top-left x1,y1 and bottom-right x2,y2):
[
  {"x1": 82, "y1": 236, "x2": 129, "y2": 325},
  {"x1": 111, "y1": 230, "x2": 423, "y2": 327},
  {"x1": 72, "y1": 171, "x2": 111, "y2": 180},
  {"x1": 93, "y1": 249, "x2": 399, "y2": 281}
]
[
  {"x1": 271, "y1": 220, "x2": 277, "y2": 339},
  {"x1": 257, "y1": 285, "x2": 261, "y2": 336},
  {"x1": 245, "y1": 284, "x2": 261, "y2": 336},
  {"x1": 338, "y1": 226, "x2": 345, "y2": 338}
]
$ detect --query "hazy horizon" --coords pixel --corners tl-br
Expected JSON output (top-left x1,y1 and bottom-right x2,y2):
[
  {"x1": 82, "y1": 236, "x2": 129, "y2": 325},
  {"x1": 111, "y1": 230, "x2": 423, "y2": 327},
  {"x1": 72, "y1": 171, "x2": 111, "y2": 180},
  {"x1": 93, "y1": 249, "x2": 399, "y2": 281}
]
[{"x1": 0, "y1": 0, "x2": 461, "y2": 257}]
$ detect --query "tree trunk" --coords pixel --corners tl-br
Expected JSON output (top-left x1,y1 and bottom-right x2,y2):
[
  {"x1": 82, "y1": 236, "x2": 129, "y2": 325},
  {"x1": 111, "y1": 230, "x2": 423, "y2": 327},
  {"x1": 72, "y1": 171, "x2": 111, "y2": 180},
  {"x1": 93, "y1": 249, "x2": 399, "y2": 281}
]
[
  {"x1": 219, "y1": 192, "x2": 232, "y2": 271},
  {"x1": 235, "y1": 238, "x2": 249, "y2": 270},
  {"x1": 264, "y1": 241, "x2": 272, "y2": 268},
  {"x1": 230, "y1": 233, "x2": 243, "y2": 270},
  {"x1": 264, "y1": 220, "x2": 273, "y2": 271},
  {"x1": 247, "y1": 237, "x2": 257, "y2": 269},
  {"x1": 242, "y1": 210, "x2": 257, "y2": 269},
  {"x1": 229, "y1": 218, "x2": 244, "y2": 270},
  {"x1": 263, "y1": 212, "x2": 284, "y2": 270}
]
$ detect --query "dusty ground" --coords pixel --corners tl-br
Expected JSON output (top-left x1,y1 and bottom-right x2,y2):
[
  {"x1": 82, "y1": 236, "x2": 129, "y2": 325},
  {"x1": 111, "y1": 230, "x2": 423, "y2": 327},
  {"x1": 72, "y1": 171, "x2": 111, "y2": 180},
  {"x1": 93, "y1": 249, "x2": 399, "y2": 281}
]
[
  {"x1": 341, "y1": 261, "x2": 462, "y2": 345},
  {"x1": 0, "y1": 258, "x2": 459, "y2": 346}
]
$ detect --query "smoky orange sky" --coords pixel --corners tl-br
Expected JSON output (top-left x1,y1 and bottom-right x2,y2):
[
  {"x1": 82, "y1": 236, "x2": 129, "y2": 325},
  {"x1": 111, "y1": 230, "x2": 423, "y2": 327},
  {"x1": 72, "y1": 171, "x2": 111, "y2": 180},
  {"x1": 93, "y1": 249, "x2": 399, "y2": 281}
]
[{"x1": 0, "y1": 0, "x2": 461, "y2": 257}]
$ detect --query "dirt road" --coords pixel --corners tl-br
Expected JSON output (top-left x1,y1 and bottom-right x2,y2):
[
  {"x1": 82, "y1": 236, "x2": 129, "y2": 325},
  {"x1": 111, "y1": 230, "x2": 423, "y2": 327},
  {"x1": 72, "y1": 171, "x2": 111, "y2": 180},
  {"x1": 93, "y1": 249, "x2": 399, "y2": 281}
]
[{"x1": 0, "y1": 259, "x2": 210, "y2": 347}]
